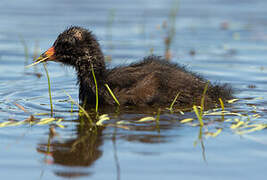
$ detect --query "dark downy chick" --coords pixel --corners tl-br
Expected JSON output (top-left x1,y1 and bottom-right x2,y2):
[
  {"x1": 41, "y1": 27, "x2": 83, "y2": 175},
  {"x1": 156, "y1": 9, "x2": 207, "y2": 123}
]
[{"x1": 35, "y1": 26, "x2": 232, "y2": 109}]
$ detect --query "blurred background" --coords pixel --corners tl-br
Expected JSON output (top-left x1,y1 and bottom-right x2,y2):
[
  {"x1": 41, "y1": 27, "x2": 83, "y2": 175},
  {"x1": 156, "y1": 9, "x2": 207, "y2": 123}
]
[
  {"x1": 1, "y1": 0, "x2": 267, "y2": 179},
  {"x1": 1, "y1": 0, "x2": 267, "y2": 90}
]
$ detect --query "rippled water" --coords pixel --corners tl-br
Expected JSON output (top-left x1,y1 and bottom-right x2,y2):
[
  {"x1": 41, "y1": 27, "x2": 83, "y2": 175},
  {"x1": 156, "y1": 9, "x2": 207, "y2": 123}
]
[{"x1": 1, "y1": 0, "x2": 267, "y2": 179}]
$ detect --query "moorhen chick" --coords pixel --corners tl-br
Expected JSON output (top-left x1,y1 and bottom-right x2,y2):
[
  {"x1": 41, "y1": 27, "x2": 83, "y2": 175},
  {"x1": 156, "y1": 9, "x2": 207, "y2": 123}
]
[{"x1": 34, "y1": 26, "x2": 232, "y2": 108}]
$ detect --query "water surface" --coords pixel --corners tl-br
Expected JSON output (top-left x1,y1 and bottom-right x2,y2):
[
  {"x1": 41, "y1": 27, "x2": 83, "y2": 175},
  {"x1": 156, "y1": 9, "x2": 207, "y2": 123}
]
[{"x1": 1, "y1": 0, "x2": 267, "y2": 179}]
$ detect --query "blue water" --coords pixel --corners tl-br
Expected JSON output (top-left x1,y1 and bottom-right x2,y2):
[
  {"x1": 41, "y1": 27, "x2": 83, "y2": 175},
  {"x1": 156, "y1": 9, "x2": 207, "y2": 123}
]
[{"x1": 1, "y1": 0, "x2": 267, "y2": 179}]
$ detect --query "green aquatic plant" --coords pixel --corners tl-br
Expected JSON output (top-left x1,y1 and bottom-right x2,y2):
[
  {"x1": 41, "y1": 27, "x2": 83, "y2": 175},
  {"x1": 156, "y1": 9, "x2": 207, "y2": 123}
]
[
  {"x1": 0, "y1": 115, "x2": 64, "y2": 128},
  {"x1": 192, "y1": 81, "x2": 209, "y2": 127},
  {"x1": 96, "y1": 114, "x2": 110, "y2": 126},
  {"x1": 168, "y1": 92, "x2": 180, "y2": 112},
  {"x1": 90, "y1": 64, "x2": 99, "y2": 113},
  {"x1": 63, "y1": 90, "x2": 94, "y2": 126},
  {"x1": 162, "y1": 0, "x2": 179, "y2": 60},
  {"x1": 17, "y1": 39, "x2": 267, "y2": 141},
  {"x1": 193, "y1": 105, "x2": 204, "y2": 126},
  {"x1": 219, "y1": 98, "x2": 224, "y2": 111},
  {"x1": 19, "y1": 35, "x2": 29, "y2": 66},
  {"x1": 43, "y1": 63, "x2": 54, "y2": 116},
  {"x1": 180, "y1": 96, "x2": 267, "y2": 139},
  {"x1": 105, "y1": 84, "x2": 120, "y2": 106},
  {"x1": 155, "y1": 108, "x2": 161, "y2": 132},
  {"x1": 180, "y1": 118, "x2": 194, "y2": 123},
  {"x1": 200, "y1": 81, "x2": 209, "y2": 116},
  {"x1": 219, "y1": 97, "x2": 225, "y2": 120},
  {"x1": 191, "y1": 82, "x2": 209, "y2": 127},
  {"x1": 136, "y1": 116, "x2": 156, "y2": 122},
  {"x1": 32, "y1": 40, "x2": 40, "y2": 74}
]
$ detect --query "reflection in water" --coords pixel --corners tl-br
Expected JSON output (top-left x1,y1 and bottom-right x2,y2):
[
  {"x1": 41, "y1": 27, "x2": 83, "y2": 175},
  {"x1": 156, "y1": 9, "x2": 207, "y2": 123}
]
[
  {"x1": 112, "y1": 127, "x2": 121, "y2": 180},
  {"x1": 36, "y1": 110, "x2": 208, "y2": 178},
  {"x1": 194, "y1": 127, "x2": 207, "y2": 163},
  {"x1": 37, "y1": 115, "x2": 104, "y2": 178}
]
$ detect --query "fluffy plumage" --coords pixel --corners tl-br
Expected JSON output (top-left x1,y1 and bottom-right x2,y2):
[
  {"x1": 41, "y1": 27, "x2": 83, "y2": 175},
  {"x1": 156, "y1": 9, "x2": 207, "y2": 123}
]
[{"x1": 38, "y1": 26, "x2": 232, "y2": 108}]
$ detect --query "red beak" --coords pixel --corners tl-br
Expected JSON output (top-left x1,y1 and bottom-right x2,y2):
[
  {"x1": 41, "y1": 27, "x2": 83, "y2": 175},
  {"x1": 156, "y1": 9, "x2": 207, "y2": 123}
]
[{"x1": 36, "y1": 46, "x2": 56, "y2": 62}]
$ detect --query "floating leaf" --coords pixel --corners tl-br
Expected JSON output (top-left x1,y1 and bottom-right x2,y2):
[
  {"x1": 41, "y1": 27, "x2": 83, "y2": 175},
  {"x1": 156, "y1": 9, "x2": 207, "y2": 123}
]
[
  {"x1": 37, "y1": 118, "x2": 56, "y2": 125},
  {"x1": 107, "y1": 124, "x2": 130, "y2": 130},
  {"x1": 204, "y1": 111, "x2": 243, "y2": 117},
  {"x1": 227, "y1": 99, "x2": 239, "y2": 103},
  {"x1": 0, "y1": 121, "x2": 12, "y2": 127},
  {"x1": 116, "y1": 120, "x2": 130, "y2": 125},
  {"x1": 9, "y1": 121, "x2": 25, "y2": 126},
  {"x1": 14, "y1": 103, "x2": 28, "y2": 113},
  {"x1": 96, "y1": 114, "x2": 110, "y2": 126},
  {"x1": 252, "y1": 114, "x2": 261, "y2": 119},
  {"x1": 212, "y1": 128, "x2": 222, "y2": 137},
  {"x1": 56, "y1": 119, "x2": 63, "y2": 124},
  {"x1": 236, "y1": 124, "x2": 267, "y2": 135},
  {"x1": 251, "y1": 97, "x2": 264, "y2": 100},
  {"x1": 136, "y1": 116, "x2": 156, "y2": 122},
  {"x1": 206, "y1": 128, "x2": 222, "y2": 137},
  {"x1": 57, "y1": 124, "x2": 65, "y2": 129},
  {"x1": 33, "y1": 113, "x2": 50, "y2": 116},
  {"x1": 191, "y1": 123, "x2": 199, "y2": 127},
  {"x1": 230, "y1": 121, "x2": 245, "y2": 129},
  {"x1": 180, "y1": 118, "x2": 194, "y2": 123},
  {"x1": 179, "y1": 111, "x2": 184, "y2": 115},
  {"x1": 115, "y1": 125, "x2": 130, "y2": 130},
  {"x1": 225, "y1": 118, "x2": 233, "y2": 122}
]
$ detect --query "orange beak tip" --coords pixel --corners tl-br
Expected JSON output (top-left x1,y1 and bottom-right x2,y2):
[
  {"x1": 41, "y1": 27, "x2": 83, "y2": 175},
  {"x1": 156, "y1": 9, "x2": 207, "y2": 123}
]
[{"x1": 24, "y1": 46, "x2": 55, "y2": 68}]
